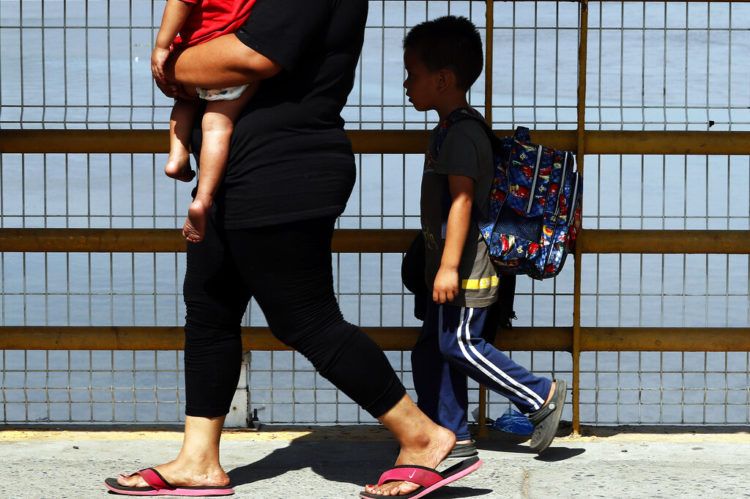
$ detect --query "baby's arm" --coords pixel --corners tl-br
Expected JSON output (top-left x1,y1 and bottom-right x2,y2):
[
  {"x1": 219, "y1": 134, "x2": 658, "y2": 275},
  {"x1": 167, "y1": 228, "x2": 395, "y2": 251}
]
[
  {"x1": 433, "y1": 174, "x2": 474, "y2": 304},
  {"x1": 152, "y1": 0, "x2": 194, "y2": 85}
]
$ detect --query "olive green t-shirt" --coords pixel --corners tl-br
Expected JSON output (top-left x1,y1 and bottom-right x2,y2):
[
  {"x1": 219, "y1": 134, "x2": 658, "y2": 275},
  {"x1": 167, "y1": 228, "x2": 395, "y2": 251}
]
[{"x1": 420, "y1": 118, "x2": 499, "y2": 308}]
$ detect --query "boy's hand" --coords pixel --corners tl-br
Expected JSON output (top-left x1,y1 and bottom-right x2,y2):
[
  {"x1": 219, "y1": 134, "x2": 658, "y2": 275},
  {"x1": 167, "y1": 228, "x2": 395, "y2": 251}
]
[
  {"x1": 151, "y1": 46, "x2": 171, "y2": 85},
  {"x1": 433, "y1": 266, "x2": 459, "y2": 304}
]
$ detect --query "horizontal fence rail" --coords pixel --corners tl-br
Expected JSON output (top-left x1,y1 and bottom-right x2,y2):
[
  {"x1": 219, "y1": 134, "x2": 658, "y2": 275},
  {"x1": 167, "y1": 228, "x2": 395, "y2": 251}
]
[
  {"x1": 2, "y1": 326, "x2": 749, "y2": 353},
  {"x1": 1, "y1": 229, "x2": 749, "y2": 254},
  {"x1": 4, "y1": 130, "x2": 750, "y2": 155}
]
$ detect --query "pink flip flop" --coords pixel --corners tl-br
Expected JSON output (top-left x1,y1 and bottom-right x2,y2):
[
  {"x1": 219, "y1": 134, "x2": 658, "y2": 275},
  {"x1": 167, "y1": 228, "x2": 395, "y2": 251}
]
[
  {"x1": 104, "y1": 468, "x2": 234, "y2": 496},
  {"x1": 360, "y1": 456, "x2": 482, "y2": 498}
]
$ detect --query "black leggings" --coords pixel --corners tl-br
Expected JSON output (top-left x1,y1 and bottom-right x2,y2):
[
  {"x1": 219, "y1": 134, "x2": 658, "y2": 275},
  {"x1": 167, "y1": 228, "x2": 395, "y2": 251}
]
[{"x1": 182, "y1": 215, "x2": 406, "y2": 419}]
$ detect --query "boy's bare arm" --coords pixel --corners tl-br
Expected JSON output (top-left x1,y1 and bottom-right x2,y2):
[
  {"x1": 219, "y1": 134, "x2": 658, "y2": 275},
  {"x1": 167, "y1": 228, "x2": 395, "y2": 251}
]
[
  {"x1": 433, "y1": 174, "x2": 474, "y2": 304},
  {"x1": 152, "y1": 0, "x2": 193, "y2": 84}
]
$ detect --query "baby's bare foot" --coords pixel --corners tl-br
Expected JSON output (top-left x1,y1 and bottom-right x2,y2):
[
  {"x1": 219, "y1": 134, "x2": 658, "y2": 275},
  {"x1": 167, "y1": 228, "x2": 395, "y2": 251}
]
[
  {"x1": 183, "y1": 197, "x2": 211, "y2": 243},
  {"x1": 165, "y1": 150, "x2": 195, "y2": 182}
]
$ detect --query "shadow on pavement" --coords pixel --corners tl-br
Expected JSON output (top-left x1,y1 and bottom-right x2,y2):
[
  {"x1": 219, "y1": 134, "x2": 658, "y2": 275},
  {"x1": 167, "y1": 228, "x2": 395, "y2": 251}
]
[
  {"x1": 476, "y1": 437, "x2": 585, "y2": 462},
  {"x1": 227, "y1": 435, "x2": 491, "y2": 497},
  {"x1": 227, "y1": 426, "x2": 582, "y2": 491},
  {"x1": 423, "y1": 486, "x2": 494, "y2": 498},
  {"x1": 228, "y1": 437, "x2": 398, "y2": 488},
  {"x1": 533, "y1": 446, "x2": 586, "y2": 462}
]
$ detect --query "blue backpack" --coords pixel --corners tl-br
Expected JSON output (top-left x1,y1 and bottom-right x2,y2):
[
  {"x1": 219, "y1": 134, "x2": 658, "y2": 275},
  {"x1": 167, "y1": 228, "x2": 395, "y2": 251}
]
[{"x1": 437, "y1": 108, "x2": 582, "y2": 280}]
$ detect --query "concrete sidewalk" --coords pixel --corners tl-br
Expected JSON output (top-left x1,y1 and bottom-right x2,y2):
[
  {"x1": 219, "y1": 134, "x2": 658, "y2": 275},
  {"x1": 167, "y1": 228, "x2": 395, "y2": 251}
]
[{"x1": 1, "y1": 426, "x2": 749, "y2": 498}]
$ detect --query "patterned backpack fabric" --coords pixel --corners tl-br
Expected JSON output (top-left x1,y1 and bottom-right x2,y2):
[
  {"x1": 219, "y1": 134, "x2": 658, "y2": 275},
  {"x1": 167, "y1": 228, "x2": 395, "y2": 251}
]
[{"x1": 436, "y1": 108, "x2": 583, "y2": 280}]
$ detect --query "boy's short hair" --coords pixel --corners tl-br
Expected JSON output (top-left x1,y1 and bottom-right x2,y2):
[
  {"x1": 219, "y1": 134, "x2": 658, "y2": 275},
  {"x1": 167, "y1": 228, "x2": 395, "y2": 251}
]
[{"x1": 403, "y1": 16, "x2": 483, "y2": 91}]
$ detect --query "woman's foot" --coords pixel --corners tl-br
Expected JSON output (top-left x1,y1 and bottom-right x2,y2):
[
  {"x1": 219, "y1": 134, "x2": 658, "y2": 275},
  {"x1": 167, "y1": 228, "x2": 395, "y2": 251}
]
[
  {"x1": 364, "y1": 425, "x2": 455, "y2": 496},
  {"x1": 183, "y1": 196, "x2": 212, "y2": 243},
  {"x1": 165, "y1": 149, "x2": 195, "y2": 182},
  {"x1": 115, "y1": 459, "x2": 229, "y2": 489}
]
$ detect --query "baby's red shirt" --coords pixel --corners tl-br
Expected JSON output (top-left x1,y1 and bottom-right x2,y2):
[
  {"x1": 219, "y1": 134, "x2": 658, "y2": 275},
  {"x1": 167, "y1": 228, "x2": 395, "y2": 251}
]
[{"x1": 174, "y1": 0, "x2": 256, "y2": 48}]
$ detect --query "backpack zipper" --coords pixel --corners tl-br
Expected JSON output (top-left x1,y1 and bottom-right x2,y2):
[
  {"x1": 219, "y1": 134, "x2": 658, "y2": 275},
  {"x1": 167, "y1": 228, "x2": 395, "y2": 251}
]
[
  {"x1": 553, "y1": 152, "x2": 568, "y2": 218},
  {"x1": 567, "y1": 171, "x2": 579, "y2": 226},
  {"x1": 526, "y1": 145, "x2": 542, "y2": 214},
  {"x1": 542, "y1": 154, "x2": 575, "y2": 274}
]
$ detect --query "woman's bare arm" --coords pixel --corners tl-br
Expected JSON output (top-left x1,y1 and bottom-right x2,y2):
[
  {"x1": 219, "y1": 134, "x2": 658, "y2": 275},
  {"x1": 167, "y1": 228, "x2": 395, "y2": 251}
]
[{"x1": 163, "y1": 33, "x2": 282, "y2": 94}]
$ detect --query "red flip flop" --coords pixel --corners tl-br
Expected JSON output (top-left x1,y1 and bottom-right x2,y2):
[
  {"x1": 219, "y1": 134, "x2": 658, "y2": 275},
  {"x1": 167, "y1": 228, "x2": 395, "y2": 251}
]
[
  {"x1": 360, "y1": 456, "x2": 482, "y2": 498},
  {"x1": 104, "y1": 468, "x2": 234, "y2": 496}
]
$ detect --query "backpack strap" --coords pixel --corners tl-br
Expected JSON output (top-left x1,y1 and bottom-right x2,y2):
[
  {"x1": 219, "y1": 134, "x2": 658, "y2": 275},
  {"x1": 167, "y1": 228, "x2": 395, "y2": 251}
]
[
  {"x1": 513, "y1": 126, "x2": 531, "y2": 143},
  {"x1": 433, "y1": 107, "x2": 490, "y2": 238},
  {"x1": 496, "y1": 273, "x2": 516, "y2": 329},
  {"x1": 441, "y1": 107, "x2": 493, "y2": 142},
  {"x1": 434, "y1": 108, "x2": 518, "y2": 328}
]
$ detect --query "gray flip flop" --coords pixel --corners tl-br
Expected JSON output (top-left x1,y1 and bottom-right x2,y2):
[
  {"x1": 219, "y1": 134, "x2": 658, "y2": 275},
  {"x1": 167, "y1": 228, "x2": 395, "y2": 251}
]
[
  {"x1": 527, "y1": 379, "x2": 567, "y2": 454},
  {"x1": 446, "y1": 440, "x2": 478, "y2": 459},
  {"x1": 396, "y1": 439, "x2": 478, "y2": 461}
]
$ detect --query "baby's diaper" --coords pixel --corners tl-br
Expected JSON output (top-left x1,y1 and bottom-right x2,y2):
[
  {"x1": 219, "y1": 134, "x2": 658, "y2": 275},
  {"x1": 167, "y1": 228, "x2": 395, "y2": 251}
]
[{"x1": 196, "y1": 84, "x2": 248, "y2": 101}]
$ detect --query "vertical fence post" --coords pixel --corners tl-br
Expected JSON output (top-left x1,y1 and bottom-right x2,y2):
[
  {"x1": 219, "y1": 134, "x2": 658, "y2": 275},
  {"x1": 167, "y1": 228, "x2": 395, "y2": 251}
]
[
  {"x1": 476, "y1": 0, "x2": 495, "y2": 439},
  {"x1": 225, "y1": 353, "x2": 251, "y2": 428},
  {"x1": 572, "y1": 0, "x2": 589, "y2": 436}
]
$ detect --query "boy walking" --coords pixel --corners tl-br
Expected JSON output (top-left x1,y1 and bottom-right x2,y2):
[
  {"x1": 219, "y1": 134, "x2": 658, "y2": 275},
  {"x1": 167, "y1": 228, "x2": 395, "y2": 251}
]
[{"x1": 405, "y1": 16, "x2": 567, "y2": 455}]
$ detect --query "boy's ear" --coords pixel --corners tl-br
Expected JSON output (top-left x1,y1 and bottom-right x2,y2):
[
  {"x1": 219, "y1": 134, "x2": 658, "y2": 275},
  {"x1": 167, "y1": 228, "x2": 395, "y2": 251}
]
[{"x1": 437, "y1": 68, "x2": 457, "y2": 92}]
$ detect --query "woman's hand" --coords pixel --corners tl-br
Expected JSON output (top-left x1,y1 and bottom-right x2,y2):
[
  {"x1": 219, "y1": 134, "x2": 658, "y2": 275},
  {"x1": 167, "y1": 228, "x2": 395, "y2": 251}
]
[
  {"x1": 151, "y1": 47, "x2": 182, "y2": 98},
  {"x1": 152, "y1": 49, "x2": 193, "y2": 100},
  {"x1": 155, "y1": 78, "x2": 193, "y2": 100},
  {"x1": 433, "y1": 265, "x2": 459, "y2": 304},
  {"x1": 151, "y1": 46, "x2": 171, "y2": 86}
]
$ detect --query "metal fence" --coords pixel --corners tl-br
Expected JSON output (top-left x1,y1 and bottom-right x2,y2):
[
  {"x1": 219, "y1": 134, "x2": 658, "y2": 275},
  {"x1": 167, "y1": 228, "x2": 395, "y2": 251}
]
[{"x1": 1, "y1": 1, "x2": 749, "y2": 429}]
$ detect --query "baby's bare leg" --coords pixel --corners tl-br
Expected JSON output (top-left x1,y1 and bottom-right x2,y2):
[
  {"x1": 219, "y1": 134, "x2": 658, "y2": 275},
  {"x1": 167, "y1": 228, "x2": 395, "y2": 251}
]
[
  {"x1": 166, "y1": 98, "x2": 199, "y2": 182},
  {"x1": 183, "y1": 84, "x2": 258, "y2": 243}
]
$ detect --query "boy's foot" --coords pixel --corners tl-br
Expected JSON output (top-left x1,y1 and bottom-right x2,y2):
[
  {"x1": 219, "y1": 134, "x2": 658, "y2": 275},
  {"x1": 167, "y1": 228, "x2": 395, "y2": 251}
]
[
  {"x1": 527, "y1": 379, "x2": 567, "y2": 454},
  {"x1": 446, "y1": 439, "x2": 478, "y2": 459},
  {"x1": 183, "y1": 197, "x2": 211, "y2": 243},
  {"x1": 164, "y1": 151, "x2": 195, "y2": 182},
  {"x1": 394, "y1": 438, "x2": 478, "y2": 461}
]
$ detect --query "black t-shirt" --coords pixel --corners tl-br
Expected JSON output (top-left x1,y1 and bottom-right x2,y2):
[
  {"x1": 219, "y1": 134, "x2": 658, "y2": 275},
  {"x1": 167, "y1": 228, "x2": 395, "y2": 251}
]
[{"x1": 196, "y1": 0, "x2": 368, "y2": 228}]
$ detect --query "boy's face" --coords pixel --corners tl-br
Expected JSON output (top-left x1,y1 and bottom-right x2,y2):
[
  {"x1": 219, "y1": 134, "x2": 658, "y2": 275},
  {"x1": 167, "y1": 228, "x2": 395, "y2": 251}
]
[{"x1": 403, "y1": 49, "x2": 441, "y2": 112}]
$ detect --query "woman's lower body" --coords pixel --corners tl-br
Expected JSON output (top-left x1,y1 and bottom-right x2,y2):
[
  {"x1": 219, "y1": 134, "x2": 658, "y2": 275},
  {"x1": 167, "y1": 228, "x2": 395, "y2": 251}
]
[
  {"x1": 111, "y1": 213, "x2": 459, "y2": 497},
  {"x1": 183, "y1": 215, "x2": 405, "y2": 418}
]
